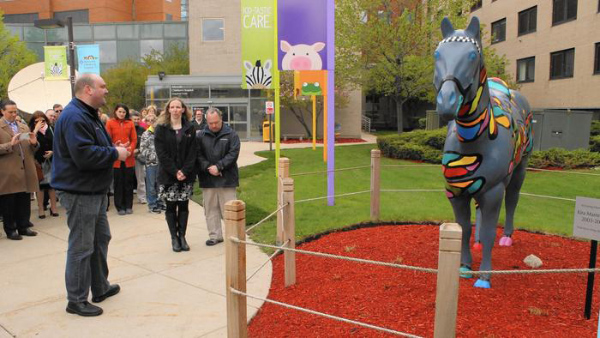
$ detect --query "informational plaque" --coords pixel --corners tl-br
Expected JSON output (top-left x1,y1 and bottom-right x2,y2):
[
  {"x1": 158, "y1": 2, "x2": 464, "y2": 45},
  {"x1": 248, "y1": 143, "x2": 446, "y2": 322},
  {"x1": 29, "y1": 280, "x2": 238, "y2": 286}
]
[{"x1": 573, "y1": 197, "x2": 600, "y2": 241}]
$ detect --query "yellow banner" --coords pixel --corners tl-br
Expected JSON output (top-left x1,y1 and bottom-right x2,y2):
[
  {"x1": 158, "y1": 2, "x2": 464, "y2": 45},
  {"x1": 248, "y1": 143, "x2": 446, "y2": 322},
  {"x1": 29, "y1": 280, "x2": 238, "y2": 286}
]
[{"x1": 44, "y1": 46, "x2": 68, "y2": 80}]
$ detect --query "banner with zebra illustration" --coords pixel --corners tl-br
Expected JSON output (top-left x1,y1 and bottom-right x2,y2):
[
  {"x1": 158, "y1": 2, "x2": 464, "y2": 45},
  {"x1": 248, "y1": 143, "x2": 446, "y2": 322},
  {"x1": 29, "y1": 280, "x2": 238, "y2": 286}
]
[
  {"x1": 241, "y1": 0, "x2": 275, "y2": 89},
  {"x1": 44, "y1": 46, "x2": 68, "y2": 81}
]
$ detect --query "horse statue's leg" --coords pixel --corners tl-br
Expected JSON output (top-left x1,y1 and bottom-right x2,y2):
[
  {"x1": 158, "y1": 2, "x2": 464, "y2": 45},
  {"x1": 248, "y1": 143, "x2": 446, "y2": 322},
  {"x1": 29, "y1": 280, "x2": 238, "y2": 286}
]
[
  {"x1": 449, "y1": 196, "x2": 473, "y2": 278},
  {"x1": 501, "y1": 157, "x2": 529, "y2": 247},
  {"x1": 473, "y1": 202, "x2": 483, "y2": 251},
  {"x1": 474, "y1": 183, "x2": 505, "y2": 288}
]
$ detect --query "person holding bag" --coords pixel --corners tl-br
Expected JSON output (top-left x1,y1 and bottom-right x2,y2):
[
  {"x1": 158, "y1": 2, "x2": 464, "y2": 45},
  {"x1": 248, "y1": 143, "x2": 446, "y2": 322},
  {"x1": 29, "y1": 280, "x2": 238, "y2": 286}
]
[
  {"x1": 28, "y1": 111, "x2": 58, "y2": 219},
  {"x1": 154, "y1": 98, "x2": 196, "y2": 252}
]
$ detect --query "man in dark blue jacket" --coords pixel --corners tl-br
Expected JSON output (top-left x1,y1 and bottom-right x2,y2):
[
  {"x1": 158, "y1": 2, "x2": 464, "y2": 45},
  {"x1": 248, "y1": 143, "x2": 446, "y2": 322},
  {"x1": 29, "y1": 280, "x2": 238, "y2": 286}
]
[
  {"x1": 52, "y1": 74, "x2": 129, "y2": 317},
  {"x1": 196, "y1": 107, "x2": 240, "y2": 246}
]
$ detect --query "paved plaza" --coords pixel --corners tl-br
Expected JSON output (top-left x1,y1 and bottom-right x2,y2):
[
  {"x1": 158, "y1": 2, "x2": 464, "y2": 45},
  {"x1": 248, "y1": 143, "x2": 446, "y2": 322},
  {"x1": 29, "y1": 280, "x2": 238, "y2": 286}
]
[{"x1": 0, "y1": 135, "x2": 375, "y2": 338}]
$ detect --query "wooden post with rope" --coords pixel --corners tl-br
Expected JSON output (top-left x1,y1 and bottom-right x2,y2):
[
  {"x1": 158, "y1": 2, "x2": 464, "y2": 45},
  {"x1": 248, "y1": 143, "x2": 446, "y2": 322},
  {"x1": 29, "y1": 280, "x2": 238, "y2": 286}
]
[
  {"x1": 370, "y1": 149, "x2": 381, "y2": 221},
  {"x1": 282, "y1": 177, "x2": 296, "y2": 287},
  {"x1": 277, "y1": 157, "x2": 290, "y2": 245},
  {"x1": 434, "y1": 223, "x2": 462, "y2": 338},
  {"x1": 225, "y1": 200, "x2": 247, "y2": 338}
]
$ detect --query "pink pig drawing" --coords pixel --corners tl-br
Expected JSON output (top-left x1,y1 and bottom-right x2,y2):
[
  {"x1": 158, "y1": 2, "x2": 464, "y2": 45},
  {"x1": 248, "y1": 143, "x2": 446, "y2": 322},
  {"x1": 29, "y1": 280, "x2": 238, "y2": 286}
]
[{"x1": 280, "y1": 40, "x2": 326, "y2": 70}]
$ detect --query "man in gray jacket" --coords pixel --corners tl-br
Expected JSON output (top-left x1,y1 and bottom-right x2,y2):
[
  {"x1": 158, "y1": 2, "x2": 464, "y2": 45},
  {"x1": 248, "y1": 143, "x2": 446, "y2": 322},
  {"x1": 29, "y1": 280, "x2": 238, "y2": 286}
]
[{"x1": 196, "y1": 107, "x2": 240, "y2": 246}]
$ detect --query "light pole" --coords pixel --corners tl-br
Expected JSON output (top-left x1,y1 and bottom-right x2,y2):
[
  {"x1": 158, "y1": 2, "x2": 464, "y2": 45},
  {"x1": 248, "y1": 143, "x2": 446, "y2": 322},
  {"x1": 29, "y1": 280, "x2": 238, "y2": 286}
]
[{"x1": 34, "y1": 17, "x2": 76, "y2": 98}]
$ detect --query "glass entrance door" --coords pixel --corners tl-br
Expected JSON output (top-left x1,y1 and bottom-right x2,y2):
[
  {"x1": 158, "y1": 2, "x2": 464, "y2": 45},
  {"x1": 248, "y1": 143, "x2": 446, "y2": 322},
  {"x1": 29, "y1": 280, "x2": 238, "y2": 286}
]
[
  {"x1": 229, "y1": 104, "x2": 249, "y2": 139},
  {"x1": 212, "y1": 105, "x2": 230, "y2": 124},
  {"x1": 191, "y1": 105, "x2": 209, "y2": 127}
]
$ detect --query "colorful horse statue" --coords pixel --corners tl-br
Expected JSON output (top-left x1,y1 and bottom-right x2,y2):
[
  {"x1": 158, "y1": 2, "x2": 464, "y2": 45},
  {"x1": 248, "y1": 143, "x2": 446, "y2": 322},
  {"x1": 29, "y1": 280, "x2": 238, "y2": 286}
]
[{"x1": 433, "y1": 17, "x2": 533, "y2": 288}]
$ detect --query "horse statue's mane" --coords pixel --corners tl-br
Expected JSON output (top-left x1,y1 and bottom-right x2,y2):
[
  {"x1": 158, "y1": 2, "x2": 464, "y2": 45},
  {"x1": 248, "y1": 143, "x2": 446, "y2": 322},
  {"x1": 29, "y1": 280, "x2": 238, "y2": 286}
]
[{"x1": 434, "y1": 16, "x2": 533, "y2": 288}]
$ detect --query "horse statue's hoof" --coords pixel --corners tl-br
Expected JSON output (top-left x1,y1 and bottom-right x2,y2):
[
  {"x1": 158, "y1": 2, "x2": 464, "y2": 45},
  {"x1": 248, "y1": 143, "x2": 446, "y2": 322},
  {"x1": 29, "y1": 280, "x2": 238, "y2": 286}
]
[
  {"x1": 474, "y1": 279, "x2": 491, "y2": 288},
  {"x1": 472, "y1": 242, "x2": 482, "y2": 251},
  {"x1": 499, "y1": 236, "x2": 513, "y2": 247},
  {"x1": 459, "y1": 266, "x2": 473, "y2": 279}
]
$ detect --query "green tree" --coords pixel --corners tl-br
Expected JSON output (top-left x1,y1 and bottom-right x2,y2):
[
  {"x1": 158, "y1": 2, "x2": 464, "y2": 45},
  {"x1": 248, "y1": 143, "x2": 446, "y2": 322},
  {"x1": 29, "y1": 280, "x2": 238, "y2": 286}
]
[
  {"x1": 336, "y1": 0, "x2": 512, "y2": 133},
  {"x1": 102, "y1": 59, "x2": 148, "y2": 111},
  {"x1": 275, "y1": 71, "x2": 349, "y2": 138},
  {"x1": 0, "y1": 13, "x2": 37, "y2": 99},
  {"x1": 102, "y1": 44, "x2": 190, "y2": 111}
]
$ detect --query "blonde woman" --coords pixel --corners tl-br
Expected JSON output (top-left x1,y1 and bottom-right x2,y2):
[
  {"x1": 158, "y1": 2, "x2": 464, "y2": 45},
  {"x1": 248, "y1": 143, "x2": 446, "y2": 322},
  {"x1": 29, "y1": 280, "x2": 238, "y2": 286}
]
[{"x1": 154, "y1": 98, "x2": 197, "y2": 252}]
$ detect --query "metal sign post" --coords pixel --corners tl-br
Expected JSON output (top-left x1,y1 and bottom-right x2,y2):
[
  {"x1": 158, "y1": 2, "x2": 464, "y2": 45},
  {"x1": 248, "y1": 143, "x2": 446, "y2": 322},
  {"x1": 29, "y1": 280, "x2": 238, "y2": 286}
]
[
  {"x1": 573, "y1": 197, "x2": 600, "y2": 319},
  {"x1": 266, "y1": 101, "x2": 274, "y2": 151}
]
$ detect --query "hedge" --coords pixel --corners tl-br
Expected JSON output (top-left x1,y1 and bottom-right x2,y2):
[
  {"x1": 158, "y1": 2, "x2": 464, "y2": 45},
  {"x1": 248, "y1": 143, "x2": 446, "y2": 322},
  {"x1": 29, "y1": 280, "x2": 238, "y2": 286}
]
[{"x1": 377, "y1": 127, "x2": 600, "y2": 169}]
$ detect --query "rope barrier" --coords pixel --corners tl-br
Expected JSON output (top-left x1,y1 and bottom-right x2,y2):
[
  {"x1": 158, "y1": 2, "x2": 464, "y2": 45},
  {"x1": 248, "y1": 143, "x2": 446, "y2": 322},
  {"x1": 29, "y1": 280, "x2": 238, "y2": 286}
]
[
  {"x1": 230, "y1": 237, "x2": 438, "y2": 274},
  {"x1": 527, "y1": 168, "x2": 600, "y2": 176},
  {"x1": 246, "y1": 240, "x2": 290, "y2": 282},
  {"x1": 379, "y1": 189, "x2": 576, "y2": 202},
  {"x1": 245, "y1": 203, "x2": 289, "y2": 233},
  {"x1": 519, "y1": 192, "x2": 575, "y2": 202},
  {"x1": 382, "y1": 189, "x2": 444, "y2": 193},
  {"x1": 381, "y1": 164, "x2": 438, "y2": 168},
  {"x1": 380, "y1": 163, "x2": 600, "y2": 177},
  {"x1": 295, "y1": 190, "x2": 371, "y2": 204},
  {"x1": 468, "y1": 267, "x2": 600, "y2": 275},
  {"x1": 230, "y1": 288, "x2": 422, "y2": 337},
  {"x1": 290, "y1": 165, "x2": 371, "y2": 177}
]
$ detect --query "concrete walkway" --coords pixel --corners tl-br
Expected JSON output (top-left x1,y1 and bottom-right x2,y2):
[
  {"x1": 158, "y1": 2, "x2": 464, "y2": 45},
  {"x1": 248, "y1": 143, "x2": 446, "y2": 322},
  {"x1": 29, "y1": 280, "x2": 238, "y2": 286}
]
[{"x1": 0, "y1": 133, "x2": 376, "y2": 338}]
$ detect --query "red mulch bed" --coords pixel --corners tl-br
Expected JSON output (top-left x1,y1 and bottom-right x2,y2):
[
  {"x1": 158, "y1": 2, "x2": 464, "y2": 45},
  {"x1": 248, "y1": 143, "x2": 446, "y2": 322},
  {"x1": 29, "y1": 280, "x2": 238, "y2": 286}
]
[
  {"x1": 249, "y1": 224, "x2": 600, "y2": 337},
  {"x1": 280, "y1": 138, "x2": 366, "y2": 144}
]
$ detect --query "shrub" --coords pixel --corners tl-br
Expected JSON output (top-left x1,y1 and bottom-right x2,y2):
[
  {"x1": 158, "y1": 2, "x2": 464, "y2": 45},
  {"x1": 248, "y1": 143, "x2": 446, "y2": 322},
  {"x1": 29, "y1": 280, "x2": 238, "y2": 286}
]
[
  {"x1": 377, "y1": 128, "x2": 445, "y2": 163},
  {"x1": 591, "y1": 120, "x2": 600, "y2": 137},
  {"x1": 590, "y1": 135, "x2": 600, "y2": 153},
  {"x1": 528, "y1": 148, "x2": 600, "y2": 169},
  {"x1": 378, "y1": 129, "x2": 600, "y2": 169}
]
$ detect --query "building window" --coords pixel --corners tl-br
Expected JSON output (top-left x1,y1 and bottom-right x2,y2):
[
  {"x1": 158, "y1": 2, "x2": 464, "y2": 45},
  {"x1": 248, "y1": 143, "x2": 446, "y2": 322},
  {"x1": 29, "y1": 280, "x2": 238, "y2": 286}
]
[
  {"x1": 471, "y1": 0, "x2": 482, "y2": 12},
  {"x1": 202, "y1": 19, "x2": 224, "y2": 41},
  {"x1": 518, "y1": 6, "x2": 537, "y2": 36},
  {"x1": 54, "y1": 10, "x2": 90, "y2": 24},
  {"x1": 552, "y1": 0, "x2": 577, "y2": 26},
  {"x1": 517, "y1": 57, "x2": 535, "y2": 83},
  {"x1": 550, "y1": 48, "x2": 575, "y2": 79},
  {"x1": 491, "y1": 18, "x2": 506, "y2": 44},
  {"x1": 595, "y1": 43, "x2": 600, "y2": 75},
  {"x1": 4, "y1": 13, "x2": 39, "y2": 24}
]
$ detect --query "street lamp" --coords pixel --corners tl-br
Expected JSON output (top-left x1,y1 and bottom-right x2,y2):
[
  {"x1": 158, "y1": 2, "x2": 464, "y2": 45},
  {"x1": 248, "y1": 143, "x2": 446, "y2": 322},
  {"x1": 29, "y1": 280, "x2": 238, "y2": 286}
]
[{"x1": 34, "y1": 17, "x2": 75, "y2": 98}]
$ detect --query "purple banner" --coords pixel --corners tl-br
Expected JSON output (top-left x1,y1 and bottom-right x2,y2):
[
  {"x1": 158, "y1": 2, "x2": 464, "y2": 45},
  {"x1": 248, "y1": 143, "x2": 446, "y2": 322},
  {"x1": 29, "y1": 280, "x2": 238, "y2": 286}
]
[{"x1": 278, "y1": 0, "x2": 328, "y2": 70}]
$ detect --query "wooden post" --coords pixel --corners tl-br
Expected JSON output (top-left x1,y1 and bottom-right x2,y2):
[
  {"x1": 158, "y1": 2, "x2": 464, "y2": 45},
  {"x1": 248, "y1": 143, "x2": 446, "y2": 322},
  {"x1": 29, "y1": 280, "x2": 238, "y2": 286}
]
[
  {"x1": 225, "y1": 200, "x2": 247, "y2": 338},
  {"x1": 282, "y1": 177, "x2": 296, "y2": 287},
  {"x1": 277, "y1": 157, "x2": 290, "y2": 245},
  {"x1": 434, "y1": 223, "x2": 462, "y2": 338},
  {"x1": 370, "y1": 149, "x2": 381, "y2": 221}
]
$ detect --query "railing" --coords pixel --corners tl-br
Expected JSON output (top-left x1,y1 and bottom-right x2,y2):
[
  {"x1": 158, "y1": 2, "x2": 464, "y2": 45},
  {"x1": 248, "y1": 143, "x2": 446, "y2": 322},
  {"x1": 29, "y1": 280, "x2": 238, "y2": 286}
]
[
  {"x1": 225, "y1": 194, "x2": 461, "y2": 337},
  {"x1": 361, "y1": 115, "x2": 372, "y2": 132},
  {"x1": 225, "y1": 155, "x2": 599, "y2": 337}
]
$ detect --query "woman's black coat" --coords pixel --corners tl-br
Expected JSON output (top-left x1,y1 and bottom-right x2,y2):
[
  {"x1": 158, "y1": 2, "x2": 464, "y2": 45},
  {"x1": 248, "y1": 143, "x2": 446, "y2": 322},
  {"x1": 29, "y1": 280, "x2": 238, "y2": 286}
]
[{"x1": 154, "y1": 120, "x2": 197, "y2": 186}]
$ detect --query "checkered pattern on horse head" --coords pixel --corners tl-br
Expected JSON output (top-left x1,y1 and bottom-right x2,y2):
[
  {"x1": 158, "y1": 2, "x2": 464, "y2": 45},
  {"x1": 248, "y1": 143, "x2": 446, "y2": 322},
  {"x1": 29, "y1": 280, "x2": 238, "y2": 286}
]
[{"x1": 438, "y1": 36, "x2": 481, "y2": 54}]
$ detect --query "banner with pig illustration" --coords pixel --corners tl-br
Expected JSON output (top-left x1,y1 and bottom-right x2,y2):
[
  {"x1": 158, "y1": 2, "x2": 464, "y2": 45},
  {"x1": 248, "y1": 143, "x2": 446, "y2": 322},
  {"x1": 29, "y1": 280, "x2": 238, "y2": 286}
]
[
  {"x1": 278, "y1": 0, "x2": 328, "y2": 71},
  {"x1": 241, "y1": 0, "x2": 275, "y2": 89}
]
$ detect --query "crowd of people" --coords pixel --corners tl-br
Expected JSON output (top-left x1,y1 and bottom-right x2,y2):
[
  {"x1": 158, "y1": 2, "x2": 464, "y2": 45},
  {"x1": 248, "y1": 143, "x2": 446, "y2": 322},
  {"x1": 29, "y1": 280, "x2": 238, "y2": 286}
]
[{"x1": 0, "y1": 73, "x2": 240, "y2": 317}]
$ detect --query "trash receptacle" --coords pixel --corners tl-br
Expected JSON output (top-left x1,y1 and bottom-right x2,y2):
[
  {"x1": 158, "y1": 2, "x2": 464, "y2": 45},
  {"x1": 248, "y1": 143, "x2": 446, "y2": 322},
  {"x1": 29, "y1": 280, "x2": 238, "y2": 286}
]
[{"x1": 262, "y1": 121, "x2": 272, "y2": 142}]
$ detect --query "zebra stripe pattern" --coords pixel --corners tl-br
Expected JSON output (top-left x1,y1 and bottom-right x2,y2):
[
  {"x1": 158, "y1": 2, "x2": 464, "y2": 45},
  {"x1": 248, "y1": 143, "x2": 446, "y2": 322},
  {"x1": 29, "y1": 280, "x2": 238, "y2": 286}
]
[{"x1": 245, "y1": 60, "x2": 272, "y2": 88}]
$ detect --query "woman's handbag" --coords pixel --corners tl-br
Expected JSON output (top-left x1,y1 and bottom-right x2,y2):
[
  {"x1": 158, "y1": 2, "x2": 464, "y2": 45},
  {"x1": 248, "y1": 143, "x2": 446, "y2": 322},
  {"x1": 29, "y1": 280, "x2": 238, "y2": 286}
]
[{"x1": 35, "y1": 162, "x2": 44, "y2": 182}]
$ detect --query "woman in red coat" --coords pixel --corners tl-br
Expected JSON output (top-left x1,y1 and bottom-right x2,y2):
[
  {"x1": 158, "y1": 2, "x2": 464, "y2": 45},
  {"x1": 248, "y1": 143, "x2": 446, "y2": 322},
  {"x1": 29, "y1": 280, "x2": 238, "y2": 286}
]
[{"x1": 106, "y1": 104, "x2": 137, "y2": 215}]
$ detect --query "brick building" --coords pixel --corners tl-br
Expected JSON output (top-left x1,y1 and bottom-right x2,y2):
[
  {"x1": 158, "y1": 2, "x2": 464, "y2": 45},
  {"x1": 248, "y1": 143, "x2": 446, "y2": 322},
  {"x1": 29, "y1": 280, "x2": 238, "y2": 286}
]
[
  {"x1": 0, "y1": 0, "x2": 181, "y2": 24},
  {"x1": 472, "y1": 0, "x2": 600, "y2": 113}
]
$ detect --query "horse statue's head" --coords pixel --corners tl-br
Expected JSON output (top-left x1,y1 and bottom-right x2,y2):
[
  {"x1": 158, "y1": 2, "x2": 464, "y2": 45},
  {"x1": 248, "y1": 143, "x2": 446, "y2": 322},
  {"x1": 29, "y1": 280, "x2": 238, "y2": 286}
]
[{"x1": 434, "y1": 17, "x2": 484, "y2": 121}]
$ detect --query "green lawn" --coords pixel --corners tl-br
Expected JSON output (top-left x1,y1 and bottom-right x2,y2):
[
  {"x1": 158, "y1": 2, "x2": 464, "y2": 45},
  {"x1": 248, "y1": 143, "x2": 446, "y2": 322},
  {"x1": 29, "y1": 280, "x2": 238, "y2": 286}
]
[{"x1": 192, "y1": 144, "x2": 600, "y2": 246}]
